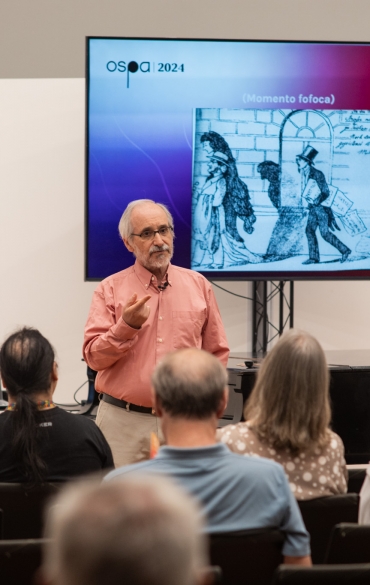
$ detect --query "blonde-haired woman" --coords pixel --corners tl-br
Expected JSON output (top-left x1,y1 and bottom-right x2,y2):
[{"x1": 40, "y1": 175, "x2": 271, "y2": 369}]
[{"x1": 218, "y1": 329, "x2": 347, "y2": 500}]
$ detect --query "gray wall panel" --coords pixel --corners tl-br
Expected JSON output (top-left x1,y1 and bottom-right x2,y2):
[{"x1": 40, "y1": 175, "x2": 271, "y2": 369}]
[{"x1": 2, "y1": 0, "x2": 370, "y2": 79}]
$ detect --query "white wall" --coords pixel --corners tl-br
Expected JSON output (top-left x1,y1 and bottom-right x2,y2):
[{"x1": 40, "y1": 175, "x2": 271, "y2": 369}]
[
  {"x1": 2, "y1": 1, "x2": 370, "y2": 402},
  {"x1": 0, "y1": 78, "x2": 90, "y2": 402}
]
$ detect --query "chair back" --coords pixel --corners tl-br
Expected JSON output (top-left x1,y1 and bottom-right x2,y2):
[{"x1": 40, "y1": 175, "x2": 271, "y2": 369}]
[
  {"x1": 218, "y1": 383, "x2": 243, "y2": 428},
  {"x1": 298, "y1": 493, "x2": 359, "y2": 564},
  {"x1": 0, "y1": 482, "x2": 62, "y2": 539},
  {"x1": 273, "y1": 563, "x2": 370, "y2": 585},
  {"x1": 325, "y1": 522, "x2": 370, "y2": 564},
  {"x1": 0, "y1": 538, "x2": 50, "y2": 585},
  {"x1": 347, "y1": 467, "x2": 367, "y2": 493},
  {"x1": 209, "y1": 528, "x2": 284, "y2": 585}
]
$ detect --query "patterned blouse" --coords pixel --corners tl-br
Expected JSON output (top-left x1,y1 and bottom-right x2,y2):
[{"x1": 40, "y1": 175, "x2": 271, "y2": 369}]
[{"x1": 218, "y1": 422, "x2": 348, "y2": 500}]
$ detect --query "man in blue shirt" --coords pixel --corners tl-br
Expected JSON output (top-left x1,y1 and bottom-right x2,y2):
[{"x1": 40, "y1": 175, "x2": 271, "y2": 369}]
[{"x1": 106, "y1": 348, "x2": 311, "y2": 566}]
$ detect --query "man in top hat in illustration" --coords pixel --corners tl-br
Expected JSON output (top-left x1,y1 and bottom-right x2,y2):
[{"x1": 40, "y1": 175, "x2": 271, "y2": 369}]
[{"x1": 296, "y1": 145, "x2": 351, "y2": 264}]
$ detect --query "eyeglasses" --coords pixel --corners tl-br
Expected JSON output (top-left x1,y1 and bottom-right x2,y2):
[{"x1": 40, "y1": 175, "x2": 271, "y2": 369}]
[{"x1": 130, "y1": 226, "x2": 174, "y2": 241}]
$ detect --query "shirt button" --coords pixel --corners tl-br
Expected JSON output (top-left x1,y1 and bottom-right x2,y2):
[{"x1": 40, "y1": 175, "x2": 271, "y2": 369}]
[
  {"x1": 158, "y1": 338, "x2": 163, "y2": 343},
  {"x1": 151, "y1": 276, "x2": 154, "y2": 280},
  {"x1": 159, "y1": 316, "x2": 163, "y2": 320}
]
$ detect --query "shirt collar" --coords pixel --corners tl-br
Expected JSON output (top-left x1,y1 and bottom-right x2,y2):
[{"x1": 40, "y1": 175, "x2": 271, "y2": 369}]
[
  {"x1": 133, "y1": 260, "x2": 172, "y2": 290},
  {"x1": 156, "y1": 443, "x2": 229, "y2": 461}
]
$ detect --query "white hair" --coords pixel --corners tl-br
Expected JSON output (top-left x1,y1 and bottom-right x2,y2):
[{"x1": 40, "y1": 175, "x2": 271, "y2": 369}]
[
  {"x1": 118, "y1": 199, "x2": 174, "y2": 241},
  {"x1": 42, "y1": 475, "x2": 207, "y2": 585}
]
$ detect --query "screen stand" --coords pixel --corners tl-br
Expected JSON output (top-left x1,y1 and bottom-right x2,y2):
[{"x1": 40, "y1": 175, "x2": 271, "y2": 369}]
[{"x1": 252, "y1": 281, "x2": 294, "y2": 356}]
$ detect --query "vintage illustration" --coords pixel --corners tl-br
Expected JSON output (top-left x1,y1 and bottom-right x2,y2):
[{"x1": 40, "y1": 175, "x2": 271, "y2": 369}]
[{"x1": 191, "y1": 108, "x2": 370, "y2": 271}]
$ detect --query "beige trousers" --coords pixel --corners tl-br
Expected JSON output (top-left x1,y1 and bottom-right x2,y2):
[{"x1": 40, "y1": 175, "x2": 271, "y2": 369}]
[{"x1": 96, "y1": 400, "x2": 163, "y2": 468}]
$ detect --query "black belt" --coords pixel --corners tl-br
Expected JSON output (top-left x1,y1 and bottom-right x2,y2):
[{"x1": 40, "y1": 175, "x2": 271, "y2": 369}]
[{"x1": 102, "y1": 393, "x2": 154, "y2": 415}]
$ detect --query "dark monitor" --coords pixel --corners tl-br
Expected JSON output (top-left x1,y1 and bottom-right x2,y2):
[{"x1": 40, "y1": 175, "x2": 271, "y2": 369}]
[{"x1": 228, "y1": 349, "x2": 370, "y2": 463}]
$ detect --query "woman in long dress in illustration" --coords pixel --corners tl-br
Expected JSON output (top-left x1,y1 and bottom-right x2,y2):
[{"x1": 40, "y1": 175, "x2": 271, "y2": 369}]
[{"x1": 193, "y1": 147, "x2": 260, "y2": 268}]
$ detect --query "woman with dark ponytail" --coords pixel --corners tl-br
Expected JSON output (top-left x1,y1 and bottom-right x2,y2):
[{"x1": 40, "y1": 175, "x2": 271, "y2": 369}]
[{"x1": 0, "y1": 328, "x2": 113, "y2": 484}]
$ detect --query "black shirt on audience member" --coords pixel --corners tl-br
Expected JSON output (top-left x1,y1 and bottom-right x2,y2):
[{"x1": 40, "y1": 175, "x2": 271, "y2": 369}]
[
  {"x1": 0, "y1": 406, "x2": 113, "y2": 482},
  {"x1": 0, "y1": 326, "x2": 114, "y2": 484}
]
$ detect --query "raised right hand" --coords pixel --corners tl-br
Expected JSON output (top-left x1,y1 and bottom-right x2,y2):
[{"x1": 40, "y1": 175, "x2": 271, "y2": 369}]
[{"x1": 122, "y1": 293, "x2": 151, "y2": 329}]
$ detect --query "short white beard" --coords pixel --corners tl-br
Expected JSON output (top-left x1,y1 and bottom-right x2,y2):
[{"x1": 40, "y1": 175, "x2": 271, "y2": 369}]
[{"x1": 133, "y1": 243, "x2": 173, "y2": 272}]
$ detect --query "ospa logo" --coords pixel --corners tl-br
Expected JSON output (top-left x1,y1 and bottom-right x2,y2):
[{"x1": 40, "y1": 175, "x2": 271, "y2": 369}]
[{"x1": 106, "y1": 60, "x2": 150, "y2": 87}]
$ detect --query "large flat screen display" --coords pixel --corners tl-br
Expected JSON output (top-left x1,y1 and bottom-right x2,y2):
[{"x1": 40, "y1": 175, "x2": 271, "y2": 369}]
[{"x1": 86, "y1": 37, "x2": 370, "y2": 280}]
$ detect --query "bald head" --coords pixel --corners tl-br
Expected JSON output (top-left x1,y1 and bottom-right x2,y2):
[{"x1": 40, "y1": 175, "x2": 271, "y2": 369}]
[{"x1": 152, "y1": 349, "x2": 228, "y2": 419}]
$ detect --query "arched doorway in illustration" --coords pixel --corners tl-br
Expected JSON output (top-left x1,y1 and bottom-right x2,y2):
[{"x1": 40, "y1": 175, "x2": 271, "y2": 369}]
[
  {"x1": 280, "y1": 110, "x2": 333, "y2": 207},
  {"x1": 265, "y1": 110, "x2": 333, "y2": 261}
]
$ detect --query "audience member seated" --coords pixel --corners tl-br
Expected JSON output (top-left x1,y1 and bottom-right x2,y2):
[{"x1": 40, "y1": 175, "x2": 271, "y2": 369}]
[
  {"x1": 42, "y1": 475, "x2": 207, "y2": 585},
  {"x1": 218, "y1": 329, "x2": 347, "y2": 500},
  {"x1": 0, "y1": 327, "x2": 113, "y2": 483},
  {"x1": 105, "y1": 348, "x2": 311, "y2": 566}
]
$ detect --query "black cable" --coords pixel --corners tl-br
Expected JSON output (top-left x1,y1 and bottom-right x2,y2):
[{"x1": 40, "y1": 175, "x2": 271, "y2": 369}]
[
  {"x1": 73, "y1": 380, "x2": 89, "y2": 405},
  {"x1": 210, "y1": 280, "x2": 254, "y2": 302},
  {"x1": 210, "y1": 279, "x2": 292, "y2": 352},
  {"x1": 54, "y1": 379, "x2": 89, "y2": 407}
]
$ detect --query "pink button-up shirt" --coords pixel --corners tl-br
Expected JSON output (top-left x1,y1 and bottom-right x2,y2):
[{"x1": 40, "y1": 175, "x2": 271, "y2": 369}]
[{"x1": 83, "y1": 261, "x2": 229, "y2": 407}]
